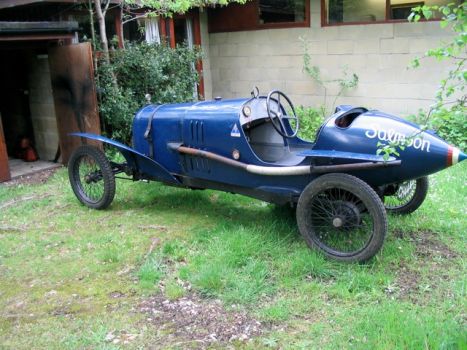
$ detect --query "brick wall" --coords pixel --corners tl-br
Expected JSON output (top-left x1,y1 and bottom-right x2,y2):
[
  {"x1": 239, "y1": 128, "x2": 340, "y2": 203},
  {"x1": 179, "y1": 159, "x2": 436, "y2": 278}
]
[
  {"x1": 203, "y1": 0, "x2": 453, "y2": 116},
  {"x1": 28, "y1": 54, "x2": 59, "y2": 161}
]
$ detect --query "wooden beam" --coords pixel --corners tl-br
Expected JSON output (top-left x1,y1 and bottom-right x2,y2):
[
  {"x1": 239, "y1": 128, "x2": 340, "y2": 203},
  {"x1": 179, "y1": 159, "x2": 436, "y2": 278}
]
[
  {"x1": 0, "y1": 0, "x2": 121, "y2": 10},
  {"x1": 168, "y1": 18, "x2": 175, "y2": 48},
  {"x1": 0, "y1": 33, "x2": 74, "y2": 41},
  {"x1": 0, "y1": 115, "x2": 11, "y2": 183},
  {"x1": 114, "y1": 7, "x2": 124, "y2": 48},
  {"x1": 0, "y1": 21, "x2": 79, "y2": 31},
  {"x1": 192, "y1": 10, "x2": 205, "y2": 99}
]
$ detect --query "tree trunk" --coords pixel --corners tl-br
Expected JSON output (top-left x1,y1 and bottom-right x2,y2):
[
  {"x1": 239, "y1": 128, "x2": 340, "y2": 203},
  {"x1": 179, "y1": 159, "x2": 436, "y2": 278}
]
[{"x1": 94, "y1": 0, "x2": 110, "y2": 64}]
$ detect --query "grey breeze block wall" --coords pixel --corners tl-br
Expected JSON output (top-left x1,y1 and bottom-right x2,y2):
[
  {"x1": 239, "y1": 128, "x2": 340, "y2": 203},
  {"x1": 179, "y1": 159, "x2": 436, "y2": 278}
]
[
  {"x1": 28, "y1": 54, "x2": 60, "y2": 160},
  {"x1": 200, "y1": 0, "x2": 454, "y2": 117}
]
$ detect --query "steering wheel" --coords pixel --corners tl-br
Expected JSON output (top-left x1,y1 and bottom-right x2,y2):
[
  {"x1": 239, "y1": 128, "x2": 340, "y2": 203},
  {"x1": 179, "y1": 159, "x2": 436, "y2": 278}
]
[{"x1": 266, "y1": 90, "x2": 299, "y2": 138}]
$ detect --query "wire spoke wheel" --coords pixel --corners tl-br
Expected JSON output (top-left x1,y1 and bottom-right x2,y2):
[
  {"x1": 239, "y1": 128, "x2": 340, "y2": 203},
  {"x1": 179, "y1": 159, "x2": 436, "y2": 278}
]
[
  {"x1": 77, "y1": 156, "x2": 105, "y2": 201},
  {"x1": 68, "y1": 145, "x2": 115, "y2": 209},
  {"x1": 297, "y1": 174, "x2": 387, "y2": 262},
  {"x1": 384, "y1": 177, "x2": 428, "y2": 215}
]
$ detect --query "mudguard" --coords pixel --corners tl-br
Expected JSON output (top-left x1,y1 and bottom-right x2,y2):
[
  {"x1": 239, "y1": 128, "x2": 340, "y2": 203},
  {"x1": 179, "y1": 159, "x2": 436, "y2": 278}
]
[{"x1": 69, "y1": 133, "x2": 180, "y2": 185}]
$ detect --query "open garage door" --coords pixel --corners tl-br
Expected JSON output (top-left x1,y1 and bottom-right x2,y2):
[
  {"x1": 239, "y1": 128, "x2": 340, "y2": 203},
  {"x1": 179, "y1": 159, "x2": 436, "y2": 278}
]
[{"x1": 48, "y1": 42, "x2": 100, "y2": 164}]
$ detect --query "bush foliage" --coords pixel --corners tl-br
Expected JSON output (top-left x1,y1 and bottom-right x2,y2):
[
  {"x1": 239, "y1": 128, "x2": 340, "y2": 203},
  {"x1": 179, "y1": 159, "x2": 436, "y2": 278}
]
[
  {"x1": 409, "y1": 3, "x2": 466, "y2": 149},
  {"x1": 295, "y1": 106, "x2": 325, "y2": 141},
  {"x1": 98, "y1": 42, "x2": 201, "y2": 143},
  {"x1": 413, "y1": 107, "x2": 467, "y2": 150}
]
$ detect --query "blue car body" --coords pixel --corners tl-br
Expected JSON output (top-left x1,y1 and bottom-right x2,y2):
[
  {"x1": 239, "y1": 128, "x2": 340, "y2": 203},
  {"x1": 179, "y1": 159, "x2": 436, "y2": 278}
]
[
  {"x1": 68, "y1": 91, "x2": 465, "y2": 262},
  {"x1": 72, "y1": 95, "x2": 464, "y2": 204}
]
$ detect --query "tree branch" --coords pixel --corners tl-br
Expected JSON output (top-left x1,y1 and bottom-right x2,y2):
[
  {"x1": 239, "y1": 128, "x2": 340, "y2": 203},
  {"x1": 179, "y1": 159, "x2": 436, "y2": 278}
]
[
  {"x1": 103, "y1": 0, "x2": 111, "y2": 16},
  {"x1": 122, "y1": 12, "x2": 150, "y2": 24}
]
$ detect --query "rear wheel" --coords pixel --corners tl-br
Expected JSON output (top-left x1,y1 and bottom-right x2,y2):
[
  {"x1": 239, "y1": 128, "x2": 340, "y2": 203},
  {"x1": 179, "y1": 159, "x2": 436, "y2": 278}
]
[
  {"x1": 68, "y1": 145, "x2": 115, "y2": 209},
  {"x1": 296, "y1": 173, "x2": 387, "y2": 262},
  {"x1": 384, "y1": 177, "x2": 428, "y2": 215}
]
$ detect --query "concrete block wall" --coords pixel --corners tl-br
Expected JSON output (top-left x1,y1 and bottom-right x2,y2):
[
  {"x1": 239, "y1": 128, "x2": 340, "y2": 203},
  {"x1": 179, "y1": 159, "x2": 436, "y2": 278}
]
[
  {"x1": 28, "y1": 54, "x2": 60, "y2": 160},
  {"x1": 205, "y1": 0, "x2": 454, "y2": 116}
]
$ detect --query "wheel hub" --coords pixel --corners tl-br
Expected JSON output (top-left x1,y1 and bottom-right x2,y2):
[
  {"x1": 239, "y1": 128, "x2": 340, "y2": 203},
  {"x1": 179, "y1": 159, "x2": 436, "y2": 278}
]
[
  {"x1": 332, "y1": 217, "x2": 343, "y2": 228},
  {"x1": 331, "y1": 200, "x2": 361, "y2": 229},
  {"x1": 84, "y1": 171, "x2": 102, "y2": 184},
  {"x1": 84, "y1": 174, "x2": 92, "y2": 184}
]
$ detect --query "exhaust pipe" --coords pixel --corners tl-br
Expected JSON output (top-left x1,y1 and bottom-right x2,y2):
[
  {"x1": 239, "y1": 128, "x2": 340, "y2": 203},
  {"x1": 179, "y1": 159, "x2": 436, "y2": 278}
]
[{"x1": 170, "y1": 144, "x2": 401, "y2": 176}]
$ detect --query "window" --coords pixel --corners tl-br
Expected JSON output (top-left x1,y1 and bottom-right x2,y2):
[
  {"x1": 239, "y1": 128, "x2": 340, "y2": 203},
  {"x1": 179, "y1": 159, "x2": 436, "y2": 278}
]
[
  {"x1": 390, "y1": 2, "x2": 424, "y2": 20},
  {"x1": 259, "y1": 0, "x2": 306, "y2": 24},
  {"x1": 144, "y1": 18, "x2": 161, "y2": 44},
  {"x1": 208, "y1": 0, "x2": 310, "y2": 33},
  {"x1": 323, "y1": 0, "x2": 455, "y2": 26}
]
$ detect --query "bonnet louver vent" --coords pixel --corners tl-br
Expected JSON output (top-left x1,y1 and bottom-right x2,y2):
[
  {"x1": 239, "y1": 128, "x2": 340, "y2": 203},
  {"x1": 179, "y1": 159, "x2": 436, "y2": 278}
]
[
  {"x1": 190, "y1": 120, "x2": 204, "y2": 145},
  {"x1": 186, "y1": 120, "x2": 209, "y2": 173}
]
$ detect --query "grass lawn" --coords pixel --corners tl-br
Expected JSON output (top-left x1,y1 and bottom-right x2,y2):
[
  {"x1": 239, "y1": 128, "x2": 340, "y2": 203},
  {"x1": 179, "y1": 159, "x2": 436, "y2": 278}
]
[{"x1": 0, "y1": 162, "x2": 465, "y2": 349}]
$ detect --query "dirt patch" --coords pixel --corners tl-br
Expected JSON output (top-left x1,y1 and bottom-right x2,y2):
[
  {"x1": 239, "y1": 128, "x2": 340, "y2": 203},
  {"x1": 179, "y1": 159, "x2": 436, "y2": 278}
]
[
  {"x1": 391, "y1": 231, "x2": 458, "y2": 301},
  {"x1": 391, "y1": 262, "x2": 421, "y2": 301},
  {"x1": 410, "y1": 232, "x2": 458, "y2": 260},
  {"x1": 139, "y1": 294, "x2": 263, "y2": 349},
  {"x1": 394, "y1": 230, "x2": 457, "y2": 260},
  {"x1": 2, "y1": 167, "x2": 61, "y2": 187}
]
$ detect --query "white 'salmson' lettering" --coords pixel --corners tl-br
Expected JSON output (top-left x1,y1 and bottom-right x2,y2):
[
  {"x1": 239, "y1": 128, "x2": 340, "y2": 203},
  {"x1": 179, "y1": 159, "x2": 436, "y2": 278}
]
[
  {"x1": 365, "y1": 125, "x2": 377, "y2": 139},
  {"x1": 365, "y1": 124, "x2": 431, "y2": 152}
]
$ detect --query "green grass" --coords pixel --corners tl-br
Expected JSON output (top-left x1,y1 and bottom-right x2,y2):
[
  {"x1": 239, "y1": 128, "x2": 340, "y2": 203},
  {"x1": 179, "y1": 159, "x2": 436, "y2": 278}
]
[{"x1": 0, "y1": 162, "x2": 466, "y2": 349}]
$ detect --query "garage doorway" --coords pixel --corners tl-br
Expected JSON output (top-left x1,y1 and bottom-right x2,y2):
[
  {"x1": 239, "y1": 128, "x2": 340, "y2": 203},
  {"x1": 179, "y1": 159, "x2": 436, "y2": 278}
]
[
  {"x1": 0, "y1": 48, "x2": 60, "y2": 181},
  {"x1": 0, "y1": 41, "x2": 100, "y2": 183}
]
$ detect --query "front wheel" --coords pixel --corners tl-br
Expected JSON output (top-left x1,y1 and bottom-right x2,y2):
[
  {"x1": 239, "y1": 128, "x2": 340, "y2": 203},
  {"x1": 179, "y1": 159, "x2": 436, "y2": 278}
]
[
  {"x1": 296, "y1": 173, "x2": 387, "y2": 263},
  {"x1": 68, "y1": 145, "x2": 115, "y2": 210},
  {"x1": 384, "y1": 177, "x2": 429, "y2": 215}
]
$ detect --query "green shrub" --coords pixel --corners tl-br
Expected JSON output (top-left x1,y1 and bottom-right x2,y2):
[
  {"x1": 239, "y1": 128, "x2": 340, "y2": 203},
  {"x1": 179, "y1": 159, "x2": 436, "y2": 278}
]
[
  {"x1": 429, "y1": 107, "x2": 466, "y2": 150},
  {"x1": 97, "y1": 42, "x2": 201, "y2": 144},
  {"x1": 410, "y1": 107, "x2": 467, "y2": 150},
  {"x1": 295, "y1": 106, "x2": 326, "y2": 141},
  {"x1": 409, "y1": 3, "x2": 466, "y2": 152}
]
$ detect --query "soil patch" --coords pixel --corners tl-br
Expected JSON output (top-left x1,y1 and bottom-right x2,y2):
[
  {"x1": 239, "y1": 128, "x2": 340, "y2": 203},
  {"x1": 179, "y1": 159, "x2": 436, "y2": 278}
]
[
  {"x1": 393, "y1": 262, "x2": 421, "y2": 301},
  {"x1": 392, "y1": 231, "x2": 458, "y2": 301},
  {"x1": 2, "y1": 167, "x2": 61, "y2": 187},
  {"x1": 139, "y1": 293, "x2": 263, "y2": 349},
  {"x1": 410, "y1": 231, "x2": 458, "y2": 260}
]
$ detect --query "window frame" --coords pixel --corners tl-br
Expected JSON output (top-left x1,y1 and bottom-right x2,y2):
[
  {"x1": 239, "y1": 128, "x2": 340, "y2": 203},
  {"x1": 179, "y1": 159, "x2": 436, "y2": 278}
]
[
  {"x1": 257, "y1": 0, "x2": 311, "y2": 29},
  {"x1": 321, "y1": 0, "x2": 444, "y2": 27},
  {"x1": 389, "y1": 2, "x2": 424, "y2": 20},
  {"x1": 208, "y1": 0, "x2": 310, "y2": 33}
]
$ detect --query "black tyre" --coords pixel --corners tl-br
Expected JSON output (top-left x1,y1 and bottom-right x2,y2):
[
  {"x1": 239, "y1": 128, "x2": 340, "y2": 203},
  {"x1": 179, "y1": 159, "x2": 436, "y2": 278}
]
[
  {"x1": 68, "y1": 145, "x2": 115, "y2": 210},
  {"x1": 384, "y1": 177, "x2": 429, "y2": 215},
  {"x1": 296, "y1": 173, "x2": 387, "y2": 262}
]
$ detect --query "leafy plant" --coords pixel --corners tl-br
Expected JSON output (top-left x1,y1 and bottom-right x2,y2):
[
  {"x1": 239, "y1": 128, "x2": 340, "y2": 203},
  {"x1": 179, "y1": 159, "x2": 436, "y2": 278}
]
[
  {"x1": 376, "y1": 141, "x2": 405, "y2": 161},
  {"x1": 297, "y1": 38, "x2": 358, "y2": 144},
  {"x1": 408, "y1": 3, "x2": 466, "y2": 148},
  {"x1": 411, "y1": 107, "x2": 467, "y2": 150},
  {"x1": 300, "y1": 36, "x2": 359, "y2": 111},
  {"x1": 295, "y1": 105, "x2": 326, "y2": 141},
  {"x1": 97, "y1": 42, "x2": 201, "y2": 143},
  {"x1": 375, "y1": 3, "x2": 466, "y2": 157},
  {"x1": 123, "y1": 0, "x2": 247, "y2": 18}
]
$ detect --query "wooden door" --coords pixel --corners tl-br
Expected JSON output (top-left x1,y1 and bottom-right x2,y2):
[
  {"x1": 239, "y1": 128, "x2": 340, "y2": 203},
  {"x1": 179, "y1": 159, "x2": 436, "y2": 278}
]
[
  {"x1": 48, "y1": 42, "x2": 100, "y2": 164},
  {"x1": 0, "y1": 114, "x2": 11, "y2": 182}
]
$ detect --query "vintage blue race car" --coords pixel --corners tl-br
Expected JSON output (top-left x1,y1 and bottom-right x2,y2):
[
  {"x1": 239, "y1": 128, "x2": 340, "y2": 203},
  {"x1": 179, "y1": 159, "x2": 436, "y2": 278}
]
[{"x1": 68, "y1": 89, "x2": 465, "y2": 262}]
